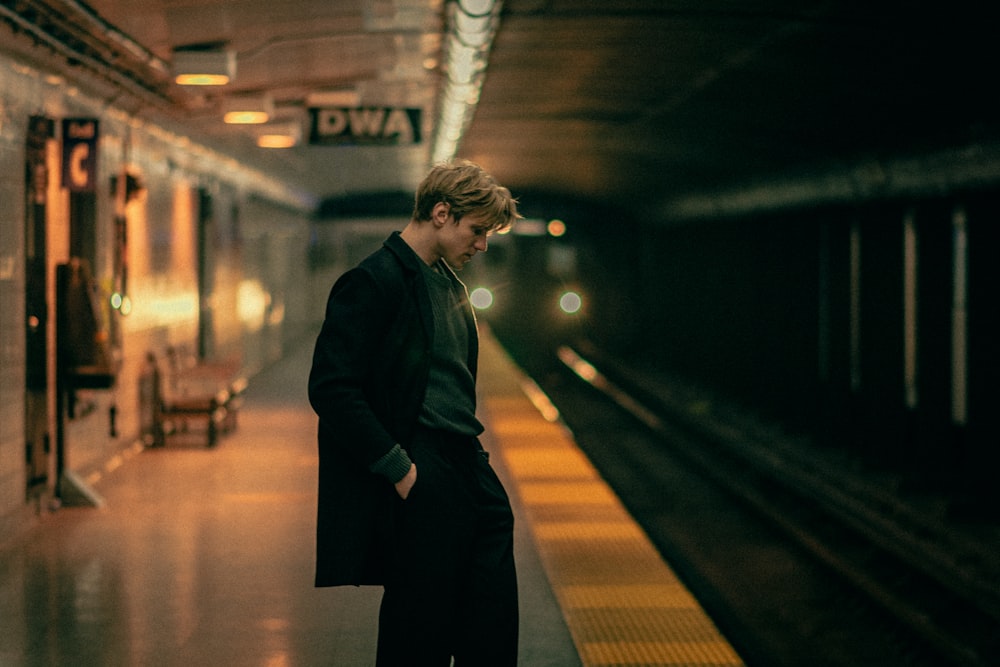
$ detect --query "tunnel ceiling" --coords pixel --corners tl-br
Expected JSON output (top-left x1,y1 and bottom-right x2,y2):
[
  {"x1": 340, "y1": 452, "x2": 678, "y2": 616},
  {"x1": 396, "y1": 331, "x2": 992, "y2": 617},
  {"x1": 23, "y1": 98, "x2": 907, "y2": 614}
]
[{"x1": 4, "y1": 1, "x2": 997, "y2": 218}]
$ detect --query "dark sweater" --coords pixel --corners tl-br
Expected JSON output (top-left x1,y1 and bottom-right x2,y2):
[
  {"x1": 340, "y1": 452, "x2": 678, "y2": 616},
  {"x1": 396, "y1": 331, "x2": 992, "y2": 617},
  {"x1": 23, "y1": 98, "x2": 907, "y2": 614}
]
[{"x1": 417, "y1": 260, "x2": 483, "y2": 436}]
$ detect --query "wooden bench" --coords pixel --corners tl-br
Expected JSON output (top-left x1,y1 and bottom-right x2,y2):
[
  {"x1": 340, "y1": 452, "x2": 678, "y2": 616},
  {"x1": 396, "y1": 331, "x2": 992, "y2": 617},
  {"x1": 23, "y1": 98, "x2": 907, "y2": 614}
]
[{"x1": 141, "y1": 349, "x2": 247, "y2": 447}]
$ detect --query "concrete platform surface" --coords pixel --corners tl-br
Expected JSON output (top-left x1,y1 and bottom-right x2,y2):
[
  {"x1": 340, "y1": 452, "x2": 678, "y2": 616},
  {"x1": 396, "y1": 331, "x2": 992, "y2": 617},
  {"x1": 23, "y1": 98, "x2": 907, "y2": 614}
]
[{"x1": 0, "y1": 331, "x2": 579, "y2": 667}]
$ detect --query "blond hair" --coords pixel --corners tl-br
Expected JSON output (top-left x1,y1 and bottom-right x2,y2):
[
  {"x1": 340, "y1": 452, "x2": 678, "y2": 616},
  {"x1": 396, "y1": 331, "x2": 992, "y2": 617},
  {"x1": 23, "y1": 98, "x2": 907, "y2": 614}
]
[{"x1": 413, "y1": 160, "x2": 520, "y2": 232}]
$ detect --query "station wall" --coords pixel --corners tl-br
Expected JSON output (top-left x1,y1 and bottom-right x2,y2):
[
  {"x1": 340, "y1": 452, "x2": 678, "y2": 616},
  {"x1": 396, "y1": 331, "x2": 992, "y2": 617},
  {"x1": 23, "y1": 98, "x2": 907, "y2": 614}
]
[{"x1": 1, "y1": 50, "x2": 316, "y2": 539}]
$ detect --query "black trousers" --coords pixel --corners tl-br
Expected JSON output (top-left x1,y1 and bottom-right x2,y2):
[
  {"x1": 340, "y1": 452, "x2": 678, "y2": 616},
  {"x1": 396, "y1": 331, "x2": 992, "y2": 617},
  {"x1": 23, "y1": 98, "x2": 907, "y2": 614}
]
[{"x1": 376, "y1": 427, "x2": 518, "y2": 666}]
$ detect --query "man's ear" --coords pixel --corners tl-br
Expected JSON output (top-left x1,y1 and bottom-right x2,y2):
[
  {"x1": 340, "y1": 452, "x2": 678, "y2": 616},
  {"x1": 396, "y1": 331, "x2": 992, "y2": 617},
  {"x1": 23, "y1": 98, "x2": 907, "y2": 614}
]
[{"x1": 431, "y1": 201, "x2": 451, "y2": 226}]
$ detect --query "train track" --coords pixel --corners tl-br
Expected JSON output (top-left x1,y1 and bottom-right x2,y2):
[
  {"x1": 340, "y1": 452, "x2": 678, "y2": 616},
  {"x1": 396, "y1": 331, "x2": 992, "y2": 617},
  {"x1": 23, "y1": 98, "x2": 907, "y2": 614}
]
[{"x1": 500, "y1": 335, "x2": 999, "y2": 667}]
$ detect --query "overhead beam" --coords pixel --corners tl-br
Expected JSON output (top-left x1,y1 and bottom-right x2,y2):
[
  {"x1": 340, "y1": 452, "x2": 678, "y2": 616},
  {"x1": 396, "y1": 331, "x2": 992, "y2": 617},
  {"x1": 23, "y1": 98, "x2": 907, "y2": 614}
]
[{"x1": 656, "y1": 141, "x2": 1000, "y2": 222}]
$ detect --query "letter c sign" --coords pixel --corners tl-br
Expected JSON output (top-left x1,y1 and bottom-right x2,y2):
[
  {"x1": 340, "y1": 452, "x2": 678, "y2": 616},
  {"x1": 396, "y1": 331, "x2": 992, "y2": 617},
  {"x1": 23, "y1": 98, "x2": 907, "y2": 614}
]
[{"x1": 62, "y1": 119, "x2": 99, "y2": 193}]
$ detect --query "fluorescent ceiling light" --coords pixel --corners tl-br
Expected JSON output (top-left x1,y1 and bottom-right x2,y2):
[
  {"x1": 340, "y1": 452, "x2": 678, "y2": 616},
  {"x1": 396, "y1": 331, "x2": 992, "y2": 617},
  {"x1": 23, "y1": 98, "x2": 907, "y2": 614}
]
[
  {"x1": 173, "y1": 49, "x2": 236, "y2": 86},
  {"x1": 431, "y1": 0, "x2": 500, "y2": 163},
  {"x1": 459, "y1": 0, "x2": 494, "y2": 16},
  {"x1": 454, "y1": 10, "x2": 494, "y2": 46},
  {"x1": 222, "y1": 95, "x2": 273, "y2": 124},
  {"x1": 255, "y1": 122, "x2": 301, "y2": 148}
]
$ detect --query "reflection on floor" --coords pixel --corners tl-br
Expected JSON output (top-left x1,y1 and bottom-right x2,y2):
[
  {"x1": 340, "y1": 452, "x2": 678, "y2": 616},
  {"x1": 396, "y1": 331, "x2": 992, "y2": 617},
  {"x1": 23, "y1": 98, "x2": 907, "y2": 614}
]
[{"x1": 0, "y1": 333, "x2": 579, "y2": 667}]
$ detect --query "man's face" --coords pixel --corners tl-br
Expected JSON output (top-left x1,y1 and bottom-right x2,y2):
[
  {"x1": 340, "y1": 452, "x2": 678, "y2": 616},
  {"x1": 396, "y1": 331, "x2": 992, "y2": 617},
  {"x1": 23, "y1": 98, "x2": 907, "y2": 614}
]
[{"x1": 436, "y1": 212, "x2": 491, "y2": 270}]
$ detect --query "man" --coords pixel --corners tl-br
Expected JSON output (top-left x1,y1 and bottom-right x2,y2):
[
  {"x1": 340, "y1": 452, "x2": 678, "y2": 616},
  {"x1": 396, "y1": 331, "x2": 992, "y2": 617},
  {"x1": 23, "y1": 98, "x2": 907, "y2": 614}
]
[{"x1": 308, "y1": 160, "x2": 521, "y2": 666}]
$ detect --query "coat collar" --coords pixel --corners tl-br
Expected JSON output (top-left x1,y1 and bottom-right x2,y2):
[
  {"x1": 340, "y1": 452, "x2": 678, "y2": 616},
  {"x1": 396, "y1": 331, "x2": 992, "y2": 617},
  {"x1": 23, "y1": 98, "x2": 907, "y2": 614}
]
[
  {"x1": 384, "y1": 230, "x2": 425, "y2": 275},
  {"x1": 384, "y1": 231, "x2": 434, "y2": 344},
  {"x1": 385, "y1": 230, "x2": 466, "y2": 289},
  {"x1": 382, "y1": 231, "x2": 478, "y2": 376}
]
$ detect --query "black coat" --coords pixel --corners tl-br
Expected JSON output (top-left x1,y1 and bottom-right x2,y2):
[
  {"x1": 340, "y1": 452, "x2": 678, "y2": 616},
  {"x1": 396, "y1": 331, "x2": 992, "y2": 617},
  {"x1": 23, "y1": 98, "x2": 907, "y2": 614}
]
[{"x1": 308, "y1": 232, "x2": 479, "y2": 586}]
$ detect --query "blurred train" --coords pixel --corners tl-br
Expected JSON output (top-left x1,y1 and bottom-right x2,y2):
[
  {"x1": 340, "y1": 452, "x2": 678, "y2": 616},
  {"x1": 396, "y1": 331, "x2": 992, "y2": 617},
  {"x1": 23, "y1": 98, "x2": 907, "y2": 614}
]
[
  {"x1": 306, "y1": 207, "x2": 593, "y2": 346},
  {"x1": 463, "y1": 217, "x2": 587, "y2": 335}
]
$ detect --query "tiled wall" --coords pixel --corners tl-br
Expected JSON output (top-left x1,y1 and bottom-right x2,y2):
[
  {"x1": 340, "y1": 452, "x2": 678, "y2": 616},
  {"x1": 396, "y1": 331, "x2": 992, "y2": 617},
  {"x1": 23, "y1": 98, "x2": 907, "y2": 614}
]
[
  {"x1": 0, "y1": 50, "x2": 315, "y2": 539},
  {"x1": 1, "y1": 66, "x2": 35, "y2": 538}
]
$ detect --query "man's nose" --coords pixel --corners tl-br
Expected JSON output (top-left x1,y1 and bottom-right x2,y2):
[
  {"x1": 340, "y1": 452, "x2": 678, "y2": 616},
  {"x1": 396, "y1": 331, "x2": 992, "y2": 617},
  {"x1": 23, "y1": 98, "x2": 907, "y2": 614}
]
[{"x1": 474, "y1": 237, "x2": 488, "y2": 252}]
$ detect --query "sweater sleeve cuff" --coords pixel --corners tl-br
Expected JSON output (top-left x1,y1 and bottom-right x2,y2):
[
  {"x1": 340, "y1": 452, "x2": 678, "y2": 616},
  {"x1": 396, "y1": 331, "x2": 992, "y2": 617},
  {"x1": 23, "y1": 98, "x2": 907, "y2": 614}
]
[{"x1": 369, "y1": 444, "x2": 413, "y2": 484}]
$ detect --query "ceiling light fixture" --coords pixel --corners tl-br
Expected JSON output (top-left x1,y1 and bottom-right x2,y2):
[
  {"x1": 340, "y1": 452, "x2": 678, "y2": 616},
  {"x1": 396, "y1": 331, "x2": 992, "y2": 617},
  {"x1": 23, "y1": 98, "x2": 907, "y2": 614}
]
[
  {"x1": 222, "y1": 95, "x2": 274, "y2": 124},
  {"x1": 431, "y1": 0, "x2": 501, "y2": 163},
  {"x1": 255, "y1": 122, "x2": 301, "y2": 148},
  {"x1": 172, "y1": 48, "x2": 236, "y2": 86}
]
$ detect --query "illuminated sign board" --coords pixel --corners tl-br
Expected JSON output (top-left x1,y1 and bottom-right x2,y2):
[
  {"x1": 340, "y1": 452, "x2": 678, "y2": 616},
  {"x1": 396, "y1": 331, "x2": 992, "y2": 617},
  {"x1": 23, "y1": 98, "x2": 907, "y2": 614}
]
[{"x1": 309, "y1": 107, "x2": 422, "y2": 146}]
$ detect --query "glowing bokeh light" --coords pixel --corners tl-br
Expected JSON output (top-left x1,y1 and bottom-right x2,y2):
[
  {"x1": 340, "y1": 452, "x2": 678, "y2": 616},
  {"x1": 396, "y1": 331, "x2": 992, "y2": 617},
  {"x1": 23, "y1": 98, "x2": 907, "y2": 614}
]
[
  {"x1": 237, "y1": 280, "x2": 270, "y2": 330},
  {"x1": 470, "y1": 287, "x2": 494, "y2": 310},
  {"x1": 559, "y1": 291, "x2": 582, "y2": 314}
]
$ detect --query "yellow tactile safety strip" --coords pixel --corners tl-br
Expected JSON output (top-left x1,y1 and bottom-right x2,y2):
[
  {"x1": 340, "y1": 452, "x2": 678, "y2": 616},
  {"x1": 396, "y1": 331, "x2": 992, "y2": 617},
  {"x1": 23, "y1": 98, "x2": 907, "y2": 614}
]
[{"x1": 478, "y1": 332, "x2": 744, "y2": 667}]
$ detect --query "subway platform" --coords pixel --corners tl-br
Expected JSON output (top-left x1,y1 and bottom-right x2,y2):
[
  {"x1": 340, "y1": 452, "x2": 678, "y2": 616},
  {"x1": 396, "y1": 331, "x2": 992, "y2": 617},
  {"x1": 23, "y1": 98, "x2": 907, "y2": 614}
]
[{"x1": 0, "y1": 329, "x2": 743, "y2": 667}]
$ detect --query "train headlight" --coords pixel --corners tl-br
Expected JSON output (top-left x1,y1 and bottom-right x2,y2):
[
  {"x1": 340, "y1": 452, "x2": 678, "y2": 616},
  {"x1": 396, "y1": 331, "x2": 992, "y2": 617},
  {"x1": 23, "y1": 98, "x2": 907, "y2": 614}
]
[
  {"x1": 558, "y1": 290, "x2": 582, "y2": 315},
  {"x1": 470, "y1": 287, "x2": 494, "y2": 310}
]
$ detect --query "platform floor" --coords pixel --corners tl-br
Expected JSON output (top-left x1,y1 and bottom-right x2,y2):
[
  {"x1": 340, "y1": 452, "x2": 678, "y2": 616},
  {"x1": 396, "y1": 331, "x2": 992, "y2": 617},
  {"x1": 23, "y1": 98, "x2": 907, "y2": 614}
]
[{"x1": 0, "y1": 329, "x2": 742, "y2": 666}]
